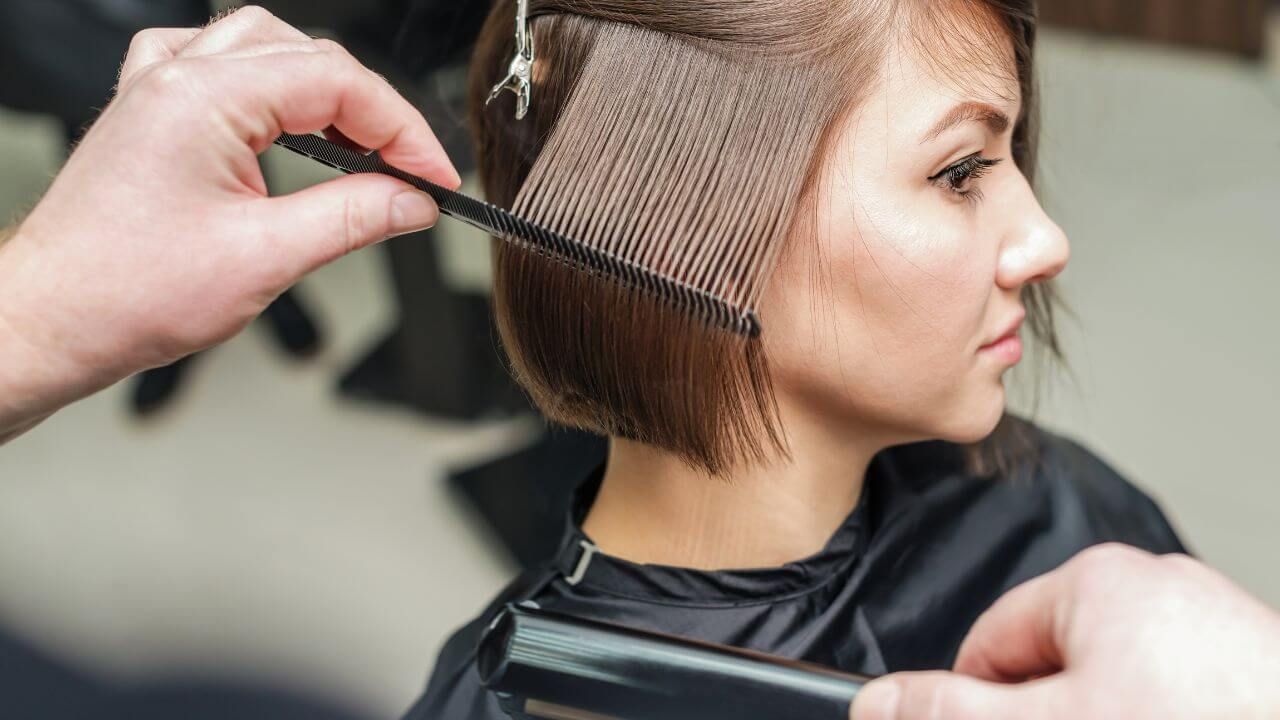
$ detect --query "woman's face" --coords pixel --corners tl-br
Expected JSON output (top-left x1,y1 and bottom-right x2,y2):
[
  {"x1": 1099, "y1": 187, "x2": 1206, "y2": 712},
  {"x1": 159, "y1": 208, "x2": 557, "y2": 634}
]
[{"x1": 761, "y1": 32, "x2": 1069, "y2": 447}]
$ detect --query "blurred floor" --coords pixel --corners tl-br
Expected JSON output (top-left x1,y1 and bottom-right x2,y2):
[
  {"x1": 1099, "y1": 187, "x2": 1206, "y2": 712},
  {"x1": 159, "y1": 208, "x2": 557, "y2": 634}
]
[{"x1": 1, "y1": 24, "x2": 1279, "y2": 719}]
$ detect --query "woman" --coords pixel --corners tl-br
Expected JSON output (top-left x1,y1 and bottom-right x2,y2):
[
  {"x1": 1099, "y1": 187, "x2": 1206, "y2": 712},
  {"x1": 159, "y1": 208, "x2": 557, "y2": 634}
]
[{"x1": 406, "y1": 1, "x2": 1186, "y2": 717}]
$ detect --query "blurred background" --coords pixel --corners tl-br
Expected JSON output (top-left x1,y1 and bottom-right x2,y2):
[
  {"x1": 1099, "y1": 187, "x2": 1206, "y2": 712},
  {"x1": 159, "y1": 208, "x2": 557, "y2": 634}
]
[{"x1": 0, "y1": 0, "x2": 1277, "y2": 717}]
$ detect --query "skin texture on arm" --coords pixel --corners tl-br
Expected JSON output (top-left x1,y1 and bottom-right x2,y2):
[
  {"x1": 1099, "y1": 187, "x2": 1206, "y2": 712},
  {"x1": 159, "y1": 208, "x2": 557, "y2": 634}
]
[
  {"x1": 851, "y1": 544, "x2": 1280, "y2": 720},
  {"x1": 0, "y1": 7, "x2": 460, "y2": 444},
  {"x1": 0, "y1": 222, "x2": 51, "y2": 444}
]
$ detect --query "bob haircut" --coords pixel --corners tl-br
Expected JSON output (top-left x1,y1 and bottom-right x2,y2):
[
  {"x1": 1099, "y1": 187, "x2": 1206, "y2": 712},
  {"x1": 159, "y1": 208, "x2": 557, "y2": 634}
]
[{"x1": 470, "y1": 0, "x2": 1057, "y2": 476}]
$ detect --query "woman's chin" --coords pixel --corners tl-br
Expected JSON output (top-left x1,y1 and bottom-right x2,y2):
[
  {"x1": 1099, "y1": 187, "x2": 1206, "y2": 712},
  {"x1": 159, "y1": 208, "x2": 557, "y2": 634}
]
[{"x1": 937, "y1": 388, "x2": 1008, "y2": 445}]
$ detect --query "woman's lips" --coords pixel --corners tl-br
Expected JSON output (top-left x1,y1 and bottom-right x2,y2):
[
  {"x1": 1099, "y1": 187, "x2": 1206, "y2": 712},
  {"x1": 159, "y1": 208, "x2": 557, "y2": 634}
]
[
  {"x1": 980, "y1": 332, "x2": 1023, "y2": 365},
  {"x1": 980, "y1": 314, "x2": 1026, "y2": 365}
]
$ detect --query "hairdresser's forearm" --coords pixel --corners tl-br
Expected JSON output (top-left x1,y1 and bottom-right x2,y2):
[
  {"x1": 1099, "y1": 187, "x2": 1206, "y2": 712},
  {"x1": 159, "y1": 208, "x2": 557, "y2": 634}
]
[
  {"x1": 0, "y1": 224, "x2": 75, "y2": 444},
  {"x1": 0, "y1": 224, "x2": 38, "y2": 442},
  {"x1": 0, "y1": 223, "x2": 113, "y2": 444}
]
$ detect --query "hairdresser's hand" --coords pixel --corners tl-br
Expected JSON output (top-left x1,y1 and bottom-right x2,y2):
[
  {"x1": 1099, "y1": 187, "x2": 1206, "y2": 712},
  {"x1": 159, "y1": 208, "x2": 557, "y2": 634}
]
[
  {"x1": 850, "y1": 544, "x2": 1280, "y2": 720},
  {"x1": 0, "y1": 6, "x2": 460, "y2": 441}
]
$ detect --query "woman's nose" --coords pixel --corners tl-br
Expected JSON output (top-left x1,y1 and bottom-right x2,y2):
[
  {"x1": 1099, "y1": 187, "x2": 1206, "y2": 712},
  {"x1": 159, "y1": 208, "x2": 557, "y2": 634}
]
[{"x1": 996, "y1": 194, "x2": 1070, "y2": 290}]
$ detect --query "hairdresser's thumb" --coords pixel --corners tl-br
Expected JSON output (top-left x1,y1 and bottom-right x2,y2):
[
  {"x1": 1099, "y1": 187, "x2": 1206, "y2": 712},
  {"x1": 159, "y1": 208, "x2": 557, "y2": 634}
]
[
  {"x1": 259, "y1": 173, "x2": 439, "y2": 277},
  {"x1": 851, "y1": 672, "x2": 1046, "y2": 720}
]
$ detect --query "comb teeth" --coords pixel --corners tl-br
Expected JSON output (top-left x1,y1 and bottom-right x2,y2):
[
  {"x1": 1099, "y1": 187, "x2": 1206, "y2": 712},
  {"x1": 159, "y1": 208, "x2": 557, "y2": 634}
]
[{"x1": 272, "y1": 133, "x2": 761, "y2": 339}]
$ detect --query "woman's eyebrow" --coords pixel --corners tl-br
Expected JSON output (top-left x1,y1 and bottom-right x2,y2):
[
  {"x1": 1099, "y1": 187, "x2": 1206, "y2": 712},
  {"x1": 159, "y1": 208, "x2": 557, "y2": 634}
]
[{"x1": 920, "y1": 101, "x2": 1011, "y2": 143}]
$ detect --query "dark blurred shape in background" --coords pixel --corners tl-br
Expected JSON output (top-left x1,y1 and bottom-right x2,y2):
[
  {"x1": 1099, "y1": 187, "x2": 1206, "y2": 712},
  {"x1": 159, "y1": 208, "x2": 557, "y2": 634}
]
[
  {"x1": 0, "y1": 0, "x2": 209, "y2": 143},
  {"x1": 1, "y1": 630, "x2": 369, "y2": 720},
  {"x1": 1040, "y1": 0, "x2": 1267, "y2": 57}
]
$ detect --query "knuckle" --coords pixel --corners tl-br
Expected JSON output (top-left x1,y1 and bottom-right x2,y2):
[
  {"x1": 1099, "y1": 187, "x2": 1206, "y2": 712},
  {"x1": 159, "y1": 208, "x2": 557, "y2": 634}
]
[
  {"x1": 931, "y1": 682, "x2": 977, "y2": 720},
  {"x1": 231, "y1": 5, "x2": 277, "y2": 26},
  {"x1": 139, "y1": 59, "x2": 196, "y2": 95},
  {"x1": 1077, "y1": 542, "x2": 1146, "y2": 572},
  {"x1": 1068, "y1": 544, "x2": 1153, "y2": 592},
  {"x1": 310, "y1": 37, "x2": 348, "y2": 56},
  {"x1": 1159, "y1": 552, "x2": 1203, "y2": 576},
  {"x1": 332, "y1": 55, "x2": 372, "y2": 90},
  {"x1": 340, "y1": 196, "x2": 366, "y2": 256},
  {"x1": 892, "y1": 676, "x2": 954, "y2": 720},
  {"x1": 127, "y1": 28, "x2": 162, "y2": 52}
]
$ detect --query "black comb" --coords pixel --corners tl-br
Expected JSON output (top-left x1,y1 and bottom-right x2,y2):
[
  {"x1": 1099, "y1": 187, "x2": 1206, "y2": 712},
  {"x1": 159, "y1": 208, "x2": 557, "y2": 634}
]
[{"x1": 272, "y1": 133, "x2": 761, "y2": 339}]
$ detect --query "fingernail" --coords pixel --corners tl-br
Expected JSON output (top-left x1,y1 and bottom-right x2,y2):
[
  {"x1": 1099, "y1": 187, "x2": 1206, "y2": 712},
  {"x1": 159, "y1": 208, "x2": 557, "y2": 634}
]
[
  {"x1": 854, "y1": 679, "x2": 900, "y2": 720},
  {"x1": 390, "y1": 191, "x2": 438, "y2": 237}
]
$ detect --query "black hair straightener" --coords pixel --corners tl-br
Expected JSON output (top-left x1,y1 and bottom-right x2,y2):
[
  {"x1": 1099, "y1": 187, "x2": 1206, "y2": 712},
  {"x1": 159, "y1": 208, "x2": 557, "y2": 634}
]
[{"x1": 478, "y1": 603, "x2": 872, "y2": 720}]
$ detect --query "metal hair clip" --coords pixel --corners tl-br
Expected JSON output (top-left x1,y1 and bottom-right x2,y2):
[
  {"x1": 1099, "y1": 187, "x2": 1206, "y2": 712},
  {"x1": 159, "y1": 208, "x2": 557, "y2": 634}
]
[{"x1": 487, "y1": 0, "x2": 535, "y2": 120}]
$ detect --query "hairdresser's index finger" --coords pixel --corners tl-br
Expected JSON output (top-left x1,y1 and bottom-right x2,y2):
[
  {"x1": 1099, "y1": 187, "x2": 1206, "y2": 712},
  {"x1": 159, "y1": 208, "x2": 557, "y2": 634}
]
[{"x1": 217, "y1": 48, "x2": 461, "y2": 188}]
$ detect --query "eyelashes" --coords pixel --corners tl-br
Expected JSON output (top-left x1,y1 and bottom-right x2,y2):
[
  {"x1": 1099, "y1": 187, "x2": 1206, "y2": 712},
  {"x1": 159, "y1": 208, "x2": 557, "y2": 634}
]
[{"x1": 929, "y1": 154, "x2": 1003, "y2": 204}]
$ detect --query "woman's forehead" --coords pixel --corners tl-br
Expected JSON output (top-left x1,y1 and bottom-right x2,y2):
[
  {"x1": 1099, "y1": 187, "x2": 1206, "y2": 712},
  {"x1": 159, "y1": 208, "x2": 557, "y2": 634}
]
[
  {"x1": 840, "y1": 9, "x2": 1021, "y2": 146},
  {"x1": 893, "y1": 0, "x2": 1021, "y2": 104},
  {"x1": 882, "y1": 33, "x2": 1021, "y2": 115},
  {"x1": 837, "y1": 32, "x2": 1021, "y2": 154}
]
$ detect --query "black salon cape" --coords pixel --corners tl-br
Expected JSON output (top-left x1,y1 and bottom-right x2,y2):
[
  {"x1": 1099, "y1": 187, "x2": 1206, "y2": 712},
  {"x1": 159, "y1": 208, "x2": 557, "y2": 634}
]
[{"x1": 406, "y1": 423, "x2": 1186, "y2": 719}]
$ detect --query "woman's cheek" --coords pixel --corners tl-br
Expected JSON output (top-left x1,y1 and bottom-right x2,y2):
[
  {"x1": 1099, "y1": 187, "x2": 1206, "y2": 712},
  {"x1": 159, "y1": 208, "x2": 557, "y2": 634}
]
[{"x1": 897, "y1": 241, "x2": 993, "y2": 357}]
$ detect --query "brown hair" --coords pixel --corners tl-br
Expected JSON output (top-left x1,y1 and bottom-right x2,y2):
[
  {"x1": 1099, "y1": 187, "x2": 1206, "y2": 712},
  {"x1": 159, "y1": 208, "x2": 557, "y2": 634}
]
[{"x1": 470, "y1": 0, "x2": 1056, "y2": 476}]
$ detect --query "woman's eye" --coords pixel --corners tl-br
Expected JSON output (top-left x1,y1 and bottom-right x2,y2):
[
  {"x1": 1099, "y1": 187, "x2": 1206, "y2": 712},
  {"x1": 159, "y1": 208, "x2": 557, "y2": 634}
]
[{"x1": 929, "y1": 155, "x2": 1003, "y2": 203}]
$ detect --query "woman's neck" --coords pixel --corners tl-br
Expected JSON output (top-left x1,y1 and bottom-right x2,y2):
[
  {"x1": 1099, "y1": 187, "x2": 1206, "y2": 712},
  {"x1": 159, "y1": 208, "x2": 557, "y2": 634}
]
[{"x1": 582, "y1": 400, "x2": 890, "y2": 570}]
